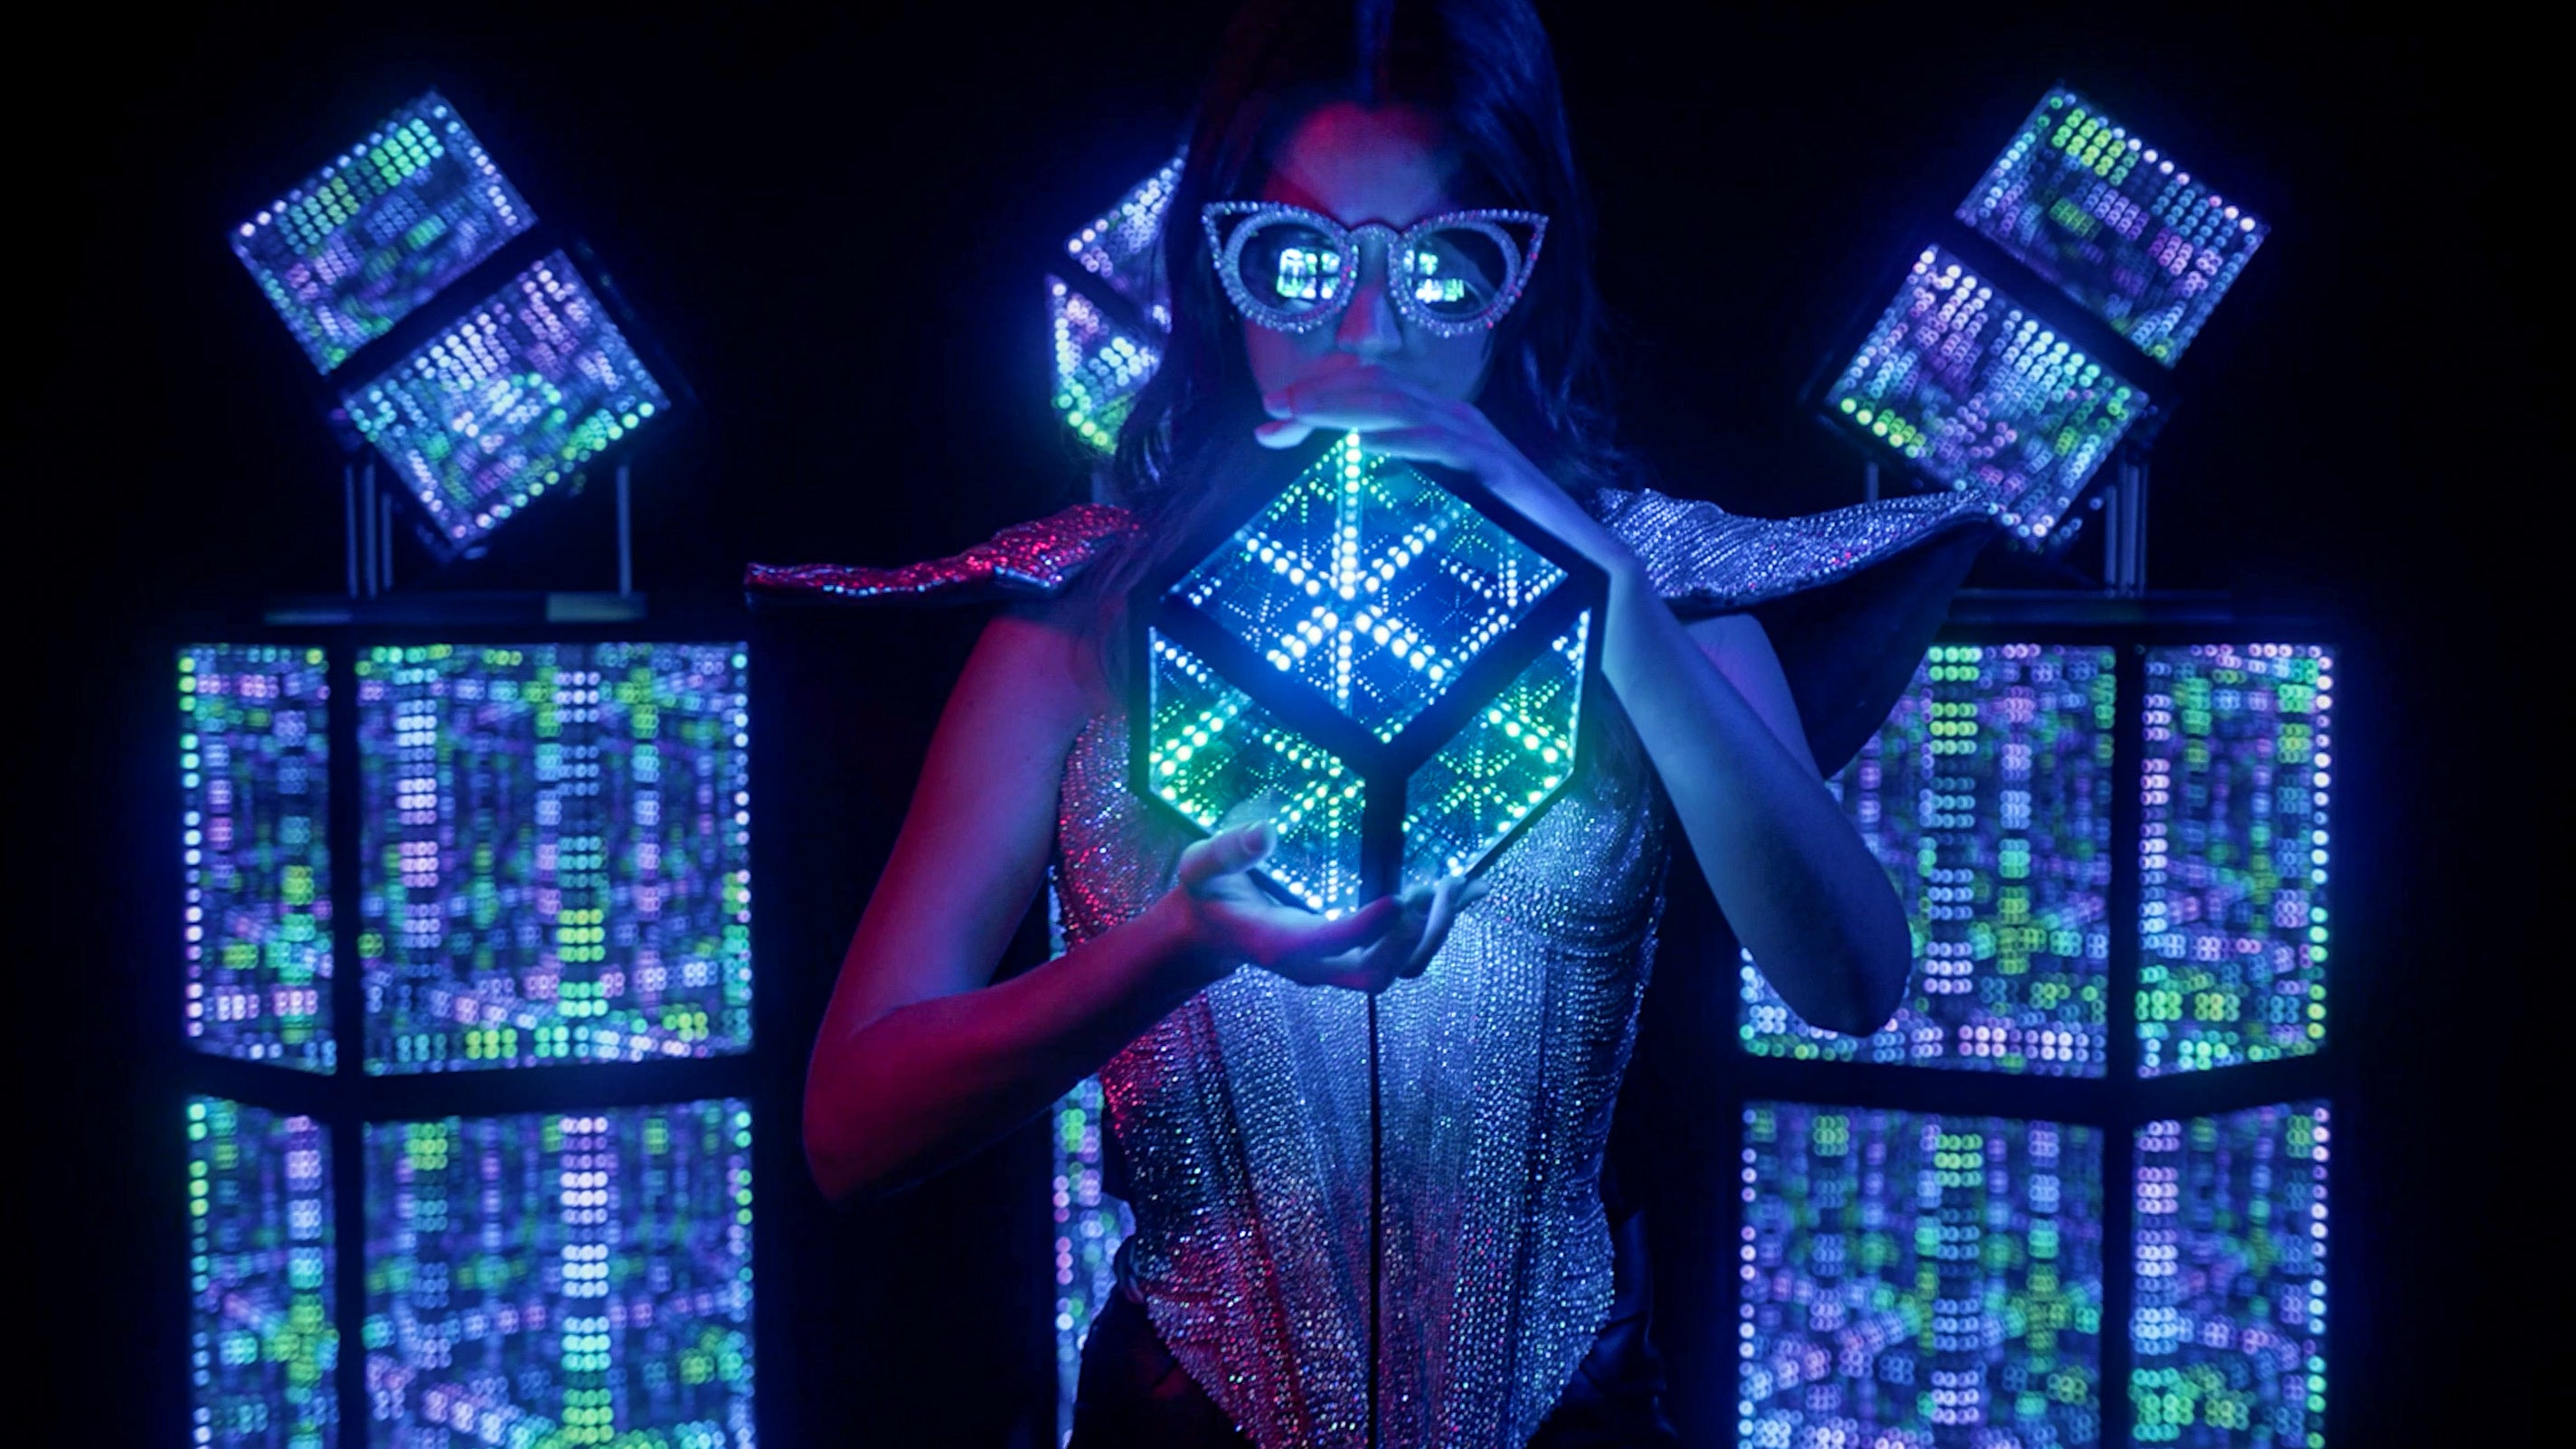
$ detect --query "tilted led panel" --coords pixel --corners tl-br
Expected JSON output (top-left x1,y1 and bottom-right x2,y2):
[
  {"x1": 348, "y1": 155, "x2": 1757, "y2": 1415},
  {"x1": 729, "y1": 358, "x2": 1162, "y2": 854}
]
[
  {"x1": 232, "y1": 90, "x2": 534, "y2": 373},
  {"x1": 1960, "y1": 88, "x2": 2267, "y2": 367},
  {"x1": 357, "y1": 642, "x2": 751, "y2": 1073},
  {"x1": 1742, "y1": 1103, "x2": 2104, "y2": 1446},
  {"x1": 1827, "y1": 247, "x2": 2146, "y2": 544},
  {"x1": 181, "y1": 645, "x2": 335, "y2": 1071},
  {"x1": 1741, "y1": 645, "x2": 2115, "y2": 1075},
  {"x1": 2138, "y1": 646, "x2": 2333, "y2": 1077},
  {"x1": 1138, "y1": 435, "x2": 1597, "y2": 914},
  {"x1": 189, "y1": 1097, "x2": 336, "y2": 1449},
  {"x1": 1048, "y1": 278, "x2": 1159, "y2": 455},
  {"x1": 343, "y1": 250, "x2": 670, "y2": 556},
  {"x1": 364, "y1": 1101, "x2": 755, "y2": 1446},
  {"x1": 1051, "y1": 1075, "x2": 1133, "y2": 1442},
  {"x1": 1065, "y1": 153, "x2": 1182, "y2": 312},
  {"x1": 2134, "y1": 1104, "x2": 2329, "y2": 1446}
]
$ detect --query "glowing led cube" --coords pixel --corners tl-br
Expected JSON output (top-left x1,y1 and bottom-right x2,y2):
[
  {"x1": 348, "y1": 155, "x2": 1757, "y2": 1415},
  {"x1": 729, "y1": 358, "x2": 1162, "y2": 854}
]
[
  {"x1": 1961, "y1": 88, "x2": 2267, "y2": 367},
  {"x1": 1828, "y1": 246, "x2": 2146, "y2": 545},
  {"x1": 1134, "y1": 434, "x2": 1601, "y2": 914},
  {"x1": 188, "y1": 1097, "x2": 337, "y2": 1449},
  {"x1": 1048, "y1": 278, "x2": 1158, "y2": 455},
  {"x1": 1047, "y1": 155, "x2": 1180, "y2": 455},
  {"x1": 231, "y1": 90, "x2": 534, "y2": 374}
]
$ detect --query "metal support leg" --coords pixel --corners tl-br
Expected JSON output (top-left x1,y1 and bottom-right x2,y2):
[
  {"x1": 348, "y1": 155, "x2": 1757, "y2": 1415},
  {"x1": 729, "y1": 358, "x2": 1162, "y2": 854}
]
[
  {"x1": 360, "y1": 465, "x2": 379, "y2": 597},
  {"x1": 1864, "y1": 460, "x2": 1881, "y2": 503},
  {"x1": 616, "y1": 461, "x2": 634, "y2": 597},
  {"x1": 343, "y1": 464, "x2": 360, "y2": 598}
]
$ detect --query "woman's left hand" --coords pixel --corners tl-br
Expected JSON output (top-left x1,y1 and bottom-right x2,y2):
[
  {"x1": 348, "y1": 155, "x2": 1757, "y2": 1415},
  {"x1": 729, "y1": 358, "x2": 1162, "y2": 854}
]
[{"x1": 1257, "y1": 364, "x2": 1640, "y2": 586}]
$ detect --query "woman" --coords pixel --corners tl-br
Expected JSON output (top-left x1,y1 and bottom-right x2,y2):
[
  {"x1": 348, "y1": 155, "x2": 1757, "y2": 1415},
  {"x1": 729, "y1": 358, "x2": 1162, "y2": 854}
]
[{"x1": 775, "y1": 2, "x2": 1990, "y2": 1444}]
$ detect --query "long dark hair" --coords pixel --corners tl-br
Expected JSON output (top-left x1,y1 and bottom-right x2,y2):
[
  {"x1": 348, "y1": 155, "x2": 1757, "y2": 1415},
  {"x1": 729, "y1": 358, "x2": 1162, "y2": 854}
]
[{"x1": 1108, "y1": 0, "x2": 1618, "y2": 534}]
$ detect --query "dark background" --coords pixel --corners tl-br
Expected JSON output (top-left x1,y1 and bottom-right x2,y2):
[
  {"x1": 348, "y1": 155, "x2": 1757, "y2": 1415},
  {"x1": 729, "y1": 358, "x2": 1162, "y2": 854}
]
[{"x1": 35, "y1": 4, "x2": 2536, "y2": 1444}]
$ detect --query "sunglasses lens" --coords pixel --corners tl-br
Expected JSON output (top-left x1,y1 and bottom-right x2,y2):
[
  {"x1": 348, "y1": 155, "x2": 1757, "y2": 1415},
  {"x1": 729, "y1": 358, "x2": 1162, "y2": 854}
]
[
  {"x1": 1234, "y1": 216, "x2": 1346, "y2": 318},
  {"x1": 1405, "y1": 226, "x2": 1514, "y2": 321}
]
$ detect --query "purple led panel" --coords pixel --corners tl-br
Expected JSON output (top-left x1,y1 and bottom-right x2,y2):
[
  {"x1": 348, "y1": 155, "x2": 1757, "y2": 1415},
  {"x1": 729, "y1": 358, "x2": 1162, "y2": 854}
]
[
  {"x1": 2134, "y1": 1104, "x2": 2329, "y2": 1446},
  {"x1": 189, "y1": 1097, "x2": 336, "y2": 1449},
  {"x1": 364, "y1": 1101, "x2": 755, "y2": 1445},
  {"x1": 1051, "y1": 1074, "x2": 1133, "y2": 1442},
  {"x1": 357, "y1": 643, "x2": 751, "y2": 1074},
  {"x1": 1048, "y1": 278, "x2": 1160, "y2": 455},
  {"x1": 1742, "y1": 1103, "x2": 2104, "y2": 1446},
  {"x1": 343, "y1": 251, "x2": 670, "y2": 556},
  {"x1": 1742, "y1": 645, "x2": 2115, "y2": 1075},
  {"x1": 2138, "y1": 646, "x2": 2333, "y2": 1077},
  {"x1": 1064, "y1": 153, "x2": 1182, "y2": 313},
  {"x1": 231, "y1": 90, "x2": 534, "y2": 373},
  {"x1": 182, "y1": 645, "x2": 335, "y2": 1071},
  {"x1": 1826, "y1": 248, "x2": 2146, "y2": 545},
  {"x1": 1960, "y1": 89, "x2": 2267, "y2": 367}
]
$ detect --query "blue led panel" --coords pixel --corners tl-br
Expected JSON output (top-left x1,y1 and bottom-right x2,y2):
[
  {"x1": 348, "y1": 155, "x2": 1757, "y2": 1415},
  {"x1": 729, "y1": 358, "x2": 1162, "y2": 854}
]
[
  {"x1": 2138, "y1": 646, "x2": 2334, "y2": 1077},
  {"x1": 1064, "y1": 153, "x2": 1181, "y2": 313},
  {"x1": 189, "y1": 1097, "x2": 336, "y2": 1449},
  {"x1": 1742, "y1": 1103, "x2": 2103, "y2": 1446},
  {"x1": 1960, "y1": 89, "x2": 2267, "y2": 367},
  {"x1": 1742, "y1": 645, "x2": 2115, "y2": 1075},
  {"x1": 181, "y1": 645, "x2": 335, "y2": 1072},
  {"x1": 232, "y1": 90, "x2": 534, "y2": 373},
  {"x1": 365, "y1": 1101, "x2": 755, "y2": 1445},
  {"x1": 1826, "y1": 248, "x2": 2146, "y2": 545},
  {"x1": 1051, "y1": 1075, "x2": 1133, "y2": 1441},
  {"x1": 357, "y1": 643, "x2": 751, "y2": 1074},
  {"x1": 1048, "y1": 278, "x2": 1159, "y2": 455},
  {"x1": 2134, "y1": 1104, "x2": 2329, "y2": 1446},
  {"x1": 343, "y1": 251, "x2": 670, "y2": 556}
]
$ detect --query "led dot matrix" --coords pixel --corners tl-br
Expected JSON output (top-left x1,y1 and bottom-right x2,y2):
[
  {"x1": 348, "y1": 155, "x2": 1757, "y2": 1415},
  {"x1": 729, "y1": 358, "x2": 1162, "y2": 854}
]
[
  {"x1": 1961, "y1": 89, "x2": 2268, "y2": 367},
  {"x1": 189, "y1": 1098, "x2": 337, "y2": 1449},
  {"x1": 231, "y1": 90, "x2": 534, "y2": 374},
  {"x1": 342, "y1": 251, "x2": 671, "y2": 556},
  {"x1": 357, "y1": 643, "x2": 751, "y2": 1073},
  {"x1": 1741, "y1": 1103, "x2": 2103, "y2": 1446},
  {"x1": 2133, "y1": 1105, "x2": 2327, "y2": 1446},
  {"x1": 1049, "y1": 154, "x2": 1182, "y2": 456},
  {"x1": 364, "y1": 1101, "x2": 755, "y2": 1445},
  {"x1": 181, "y1": 645, "x2": 335, "y2": 1071},
  {"x1": 2138, "y1": 646, "x2": 2332, "y2": 1075},
  {"x1": 1741, "y1": 644, "x2": 2114, "y2": 1075}
]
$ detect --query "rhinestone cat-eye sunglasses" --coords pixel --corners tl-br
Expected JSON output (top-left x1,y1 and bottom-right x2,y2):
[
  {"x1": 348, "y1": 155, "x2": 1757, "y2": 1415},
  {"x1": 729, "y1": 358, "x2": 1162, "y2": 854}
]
[{"x1": 1202, "y1": 201, "x2": 1549, "y2": 338}]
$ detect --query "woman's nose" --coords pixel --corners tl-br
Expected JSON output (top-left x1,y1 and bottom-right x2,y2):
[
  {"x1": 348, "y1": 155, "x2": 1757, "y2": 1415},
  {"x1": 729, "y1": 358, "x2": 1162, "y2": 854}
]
[{"x1": 1335, "y1": 243, "x2": 1403, "y2": 360}]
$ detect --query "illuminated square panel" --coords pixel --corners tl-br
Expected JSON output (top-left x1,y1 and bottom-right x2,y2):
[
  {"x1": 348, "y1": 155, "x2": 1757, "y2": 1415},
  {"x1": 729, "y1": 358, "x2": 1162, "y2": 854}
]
[
  {"x1": 1960, "y1": 88, "x2": 2267, "y2": 366},
  {"x1": 1826, "y1": 247, "x2": 2146, "y2": 544},
  {"x1": 1741, "y1": 1103, "x2": 2103, "y2": 1446},
  {"x1": 2134, "y1": 1104, "x2": 2329, "y2": 1446},
  {"x1": 357, "y1": 642, "x2": 751, "y2": 1074},
  {"x1": 181, "y1": 645, "x2": 335, "y2": 1072},
  {"x1": 1399, "y1": 610, "x2": 1588, "y2": 880},
  {"x1": 343, "y1": 251, "x2": 670, "y2": 556},
  {"x1": 189, "y1": 1097, "x2": 335, "y2": 1449},
  {"x1": 2138, "y1": 646, "x2": 2333, "y2": 1077},
  {"x1": 1064, "y1": 153, "x2": 1182, "y2": 314},
  {"x1": 1741, "y1": 645, "x2": 2115, "y2": 1075},
  {"x1": 232, "y1": 90, "x2": 534, "y2": 373},
  {"x1": 364, "y1": 1101, "x2": 755, "y2": 1446},
  {"x1": 1048, "y1": 278, "x2": 1159, "y2": 455},
  {"x1": 1050, "y1": 1076, "x2": 1132, "y2": 1442}
]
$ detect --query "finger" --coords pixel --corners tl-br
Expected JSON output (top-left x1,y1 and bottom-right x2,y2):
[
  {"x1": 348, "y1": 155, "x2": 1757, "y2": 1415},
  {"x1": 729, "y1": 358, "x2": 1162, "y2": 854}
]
[
  {"x1": 1177, "y1": 820, "x2": 1275, "y2": 892},
  {"x1": 1401, "y1": 877, "x2": 1463, "y2": 978},
  {"x1": 1345, "y1": 426, "x2": 1479, "y2": 471},
  {"x1": 1257, "y1": 894, "x2": 1402, "y2": 964},
  {"x1": 1255, "y1": 419, "x2": 1316, "y2": 449}
]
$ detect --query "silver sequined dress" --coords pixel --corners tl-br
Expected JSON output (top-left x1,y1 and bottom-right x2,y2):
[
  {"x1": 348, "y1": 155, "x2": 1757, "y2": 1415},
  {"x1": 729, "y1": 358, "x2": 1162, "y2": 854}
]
[{"x1": 1038, "y1": 487, "x2": 1988, "y2": 1449}]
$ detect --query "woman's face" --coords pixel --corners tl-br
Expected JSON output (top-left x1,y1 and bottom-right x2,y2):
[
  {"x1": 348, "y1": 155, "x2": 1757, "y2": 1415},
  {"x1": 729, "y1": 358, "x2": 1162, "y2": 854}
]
[{"x1": 1242, "y1": 102, "x2": 1493, "y2": 404}]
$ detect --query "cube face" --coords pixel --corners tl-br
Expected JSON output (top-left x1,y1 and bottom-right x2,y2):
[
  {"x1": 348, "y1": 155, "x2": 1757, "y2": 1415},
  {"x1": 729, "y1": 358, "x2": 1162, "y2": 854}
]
[
  {"x1": 188, "y1": 1098, "x2": 337, "y2": 1449},
  {"x1": 181, "y1": 645, "x2": 336, "y2": 1072},
  {"x1": 1139, "y1": 437, "x2": 1598, "y2": 912},
  {"x1": 1826, "y1": 247, "x2": 2146, "y2": 545},
  {"x1": 343, "y1": 250, "x2": 670, "y2": 556},
  {"x1": 356, "y1": 642, "x2": 752, "y2": 1074},
  {"x1": 1741, "y1": 645, "x2": 2116, "y2": 1076},
  {"x1": 231, "y1": 90, "x2": 535, "y2": 374},
  {"x1": 363, "y1": 1101, "x2": 755, "y2": 1446},
  {"x1": 2138, "y1": 646, "x2": 2334, "y2": 1077},
  {"x1": 1048, "y1": 279, "x2": 1159, "y2": 455},
  {"x1": 1741, "y1": 1103, "x2": 2104, "y2": 1446},
  {"x1": 1144, "y1": 635, "x2": 1367, "y2": 912},
  {"x1": 1959, "y1": 88, "x2": 2267, "y2": 368},
  {"x1": 1169, "y1": 437, "x2": 1567, "y2": 745},
  {"x1": 2133, "y1": 1104, "x2": 2329, "y2": 1447}
]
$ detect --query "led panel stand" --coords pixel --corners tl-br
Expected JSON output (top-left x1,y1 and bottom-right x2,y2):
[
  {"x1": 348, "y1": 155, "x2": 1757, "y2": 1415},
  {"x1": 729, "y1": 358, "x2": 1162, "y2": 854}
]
[{"x1": 1131, "y1": 433, "x2": 1604, "y2": 915}]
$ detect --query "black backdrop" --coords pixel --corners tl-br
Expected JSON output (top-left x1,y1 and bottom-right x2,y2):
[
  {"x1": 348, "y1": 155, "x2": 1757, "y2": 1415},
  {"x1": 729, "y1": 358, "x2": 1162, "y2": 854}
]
[{"x1": 35, "y1": 5, "x2": 2536, "y2": 1444}]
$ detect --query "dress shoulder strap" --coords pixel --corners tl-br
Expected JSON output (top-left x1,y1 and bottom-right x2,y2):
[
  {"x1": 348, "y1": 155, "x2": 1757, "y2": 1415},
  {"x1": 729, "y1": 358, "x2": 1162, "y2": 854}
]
[{"x1": 745, "y1": 503, "x2": 1141, "y2": 607}]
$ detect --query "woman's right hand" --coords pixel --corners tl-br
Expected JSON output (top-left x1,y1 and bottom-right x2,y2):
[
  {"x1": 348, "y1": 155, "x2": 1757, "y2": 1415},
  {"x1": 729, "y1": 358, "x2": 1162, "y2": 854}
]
[{"x1": 1156, "y1": 820, "x2": 1468, "y2": 994}]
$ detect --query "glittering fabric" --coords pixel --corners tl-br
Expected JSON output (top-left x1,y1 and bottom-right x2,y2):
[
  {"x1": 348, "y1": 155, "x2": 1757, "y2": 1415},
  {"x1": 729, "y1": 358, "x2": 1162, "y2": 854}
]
[
  {"x1": 745, "y1": 503, "x2": 1138, "y2": 605},
  {"x1": 1054, "y1": 486, "x2": 1989, "y2": 1449}
]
